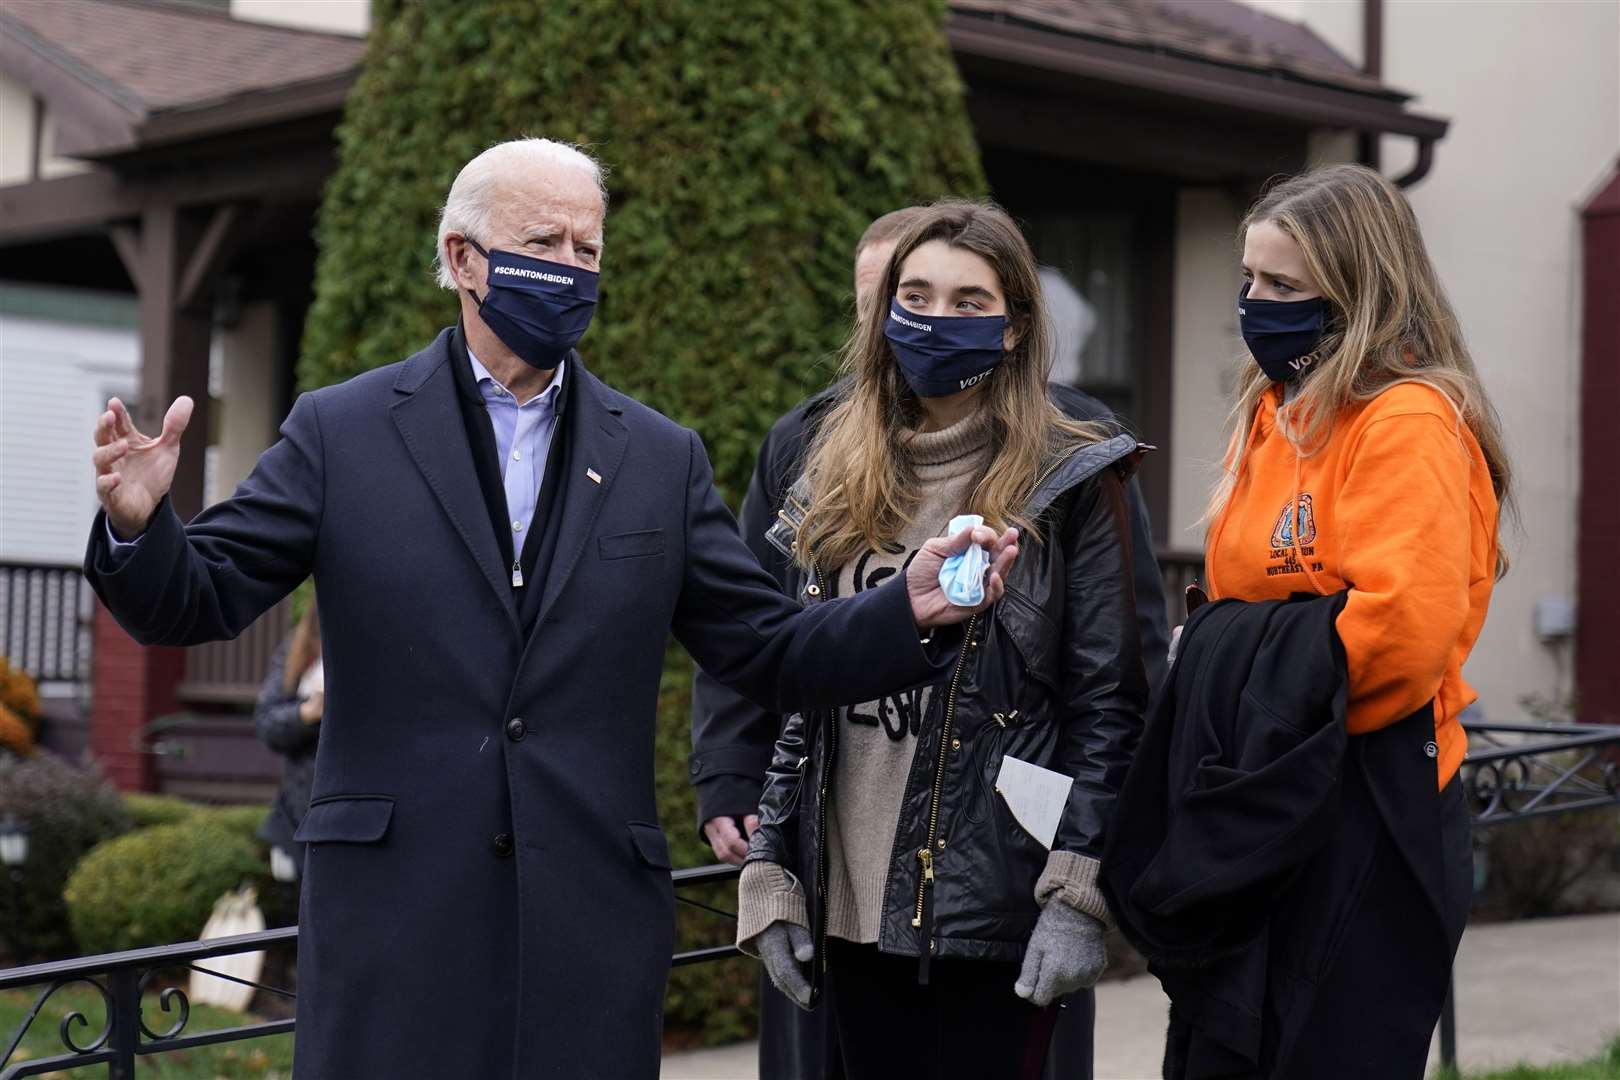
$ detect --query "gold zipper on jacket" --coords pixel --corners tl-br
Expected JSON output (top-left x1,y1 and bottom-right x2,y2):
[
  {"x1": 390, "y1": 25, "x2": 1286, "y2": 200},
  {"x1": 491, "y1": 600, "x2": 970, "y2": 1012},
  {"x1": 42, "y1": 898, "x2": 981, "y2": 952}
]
[
  {"x1": 808, "y1": 557, "x2": 835, "y2": 975},
  {"x1": 912, "y1": 612, "x2": 977, "y2": 929}
]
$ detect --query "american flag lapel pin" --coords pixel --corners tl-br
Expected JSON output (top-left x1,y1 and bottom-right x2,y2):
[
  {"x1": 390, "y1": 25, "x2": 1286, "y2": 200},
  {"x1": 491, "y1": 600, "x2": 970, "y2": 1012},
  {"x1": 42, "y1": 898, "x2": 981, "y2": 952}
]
[{"x1": 586, "y1": 467, "x2": 602, "y2": 485}]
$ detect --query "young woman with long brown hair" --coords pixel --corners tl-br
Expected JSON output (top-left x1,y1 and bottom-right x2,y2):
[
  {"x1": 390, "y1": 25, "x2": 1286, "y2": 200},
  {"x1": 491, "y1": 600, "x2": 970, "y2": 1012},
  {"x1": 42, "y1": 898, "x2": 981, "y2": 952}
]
[
  {"x1": 1169, "y1": 164, "x2": 1508, "y2": 1077},
  {"x1": 737, "y1": 201, "x2": 1149, "y2": 1079}
]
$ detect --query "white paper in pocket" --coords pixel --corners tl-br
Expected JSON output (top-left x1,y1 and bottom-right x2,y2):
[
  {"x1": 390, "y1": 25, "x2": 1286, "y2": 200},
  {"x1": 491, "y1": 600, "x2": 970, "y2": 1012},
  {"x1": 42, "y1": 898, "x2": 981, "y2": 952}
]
[{"x1": 995, "y1": 755, "x2": 1075, "y2": 850}]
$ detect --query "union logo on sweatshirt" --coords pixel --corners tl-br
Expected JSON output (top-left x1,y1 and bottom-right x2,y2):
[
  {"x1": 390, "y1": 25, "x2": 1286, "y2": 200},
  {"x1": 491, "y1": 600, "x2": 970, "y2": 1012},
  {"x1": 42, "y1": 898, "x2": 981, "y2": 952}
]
[
  {"x1": 1265, "y1": 494, "x2": 1323, "y2": 578},
  {"x1": 1269, "y1": 493, "x2": 1318, "y2": 548}
]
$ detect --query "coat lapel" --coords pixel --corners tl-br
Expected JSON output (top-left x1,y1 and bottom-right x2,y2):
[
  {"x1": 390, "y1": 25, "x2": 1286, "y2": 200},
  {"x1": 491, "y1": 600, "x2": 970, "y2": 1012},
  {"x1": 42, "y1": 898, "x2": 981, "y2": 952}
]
[
  {"x1": 527, "y1": 361, "x2": 628, "y2": 638},
  {"x1": 389, "y1": 335, "x2": 521, "y2": 633}
]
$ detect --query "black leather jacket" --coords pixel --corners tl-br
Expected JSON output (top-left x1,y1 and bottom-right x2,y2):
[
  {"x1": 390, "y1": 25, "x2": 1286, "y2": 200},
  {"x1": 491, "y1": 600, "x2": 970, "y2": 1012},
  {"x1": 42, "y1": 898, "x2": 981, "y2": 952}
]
[
  {"x1": 689, "y1": 384, "x2": 1169, "y2": 832},
  {"x1": 745, "y1": 432, "x2": 1150, "y2": 1000}
]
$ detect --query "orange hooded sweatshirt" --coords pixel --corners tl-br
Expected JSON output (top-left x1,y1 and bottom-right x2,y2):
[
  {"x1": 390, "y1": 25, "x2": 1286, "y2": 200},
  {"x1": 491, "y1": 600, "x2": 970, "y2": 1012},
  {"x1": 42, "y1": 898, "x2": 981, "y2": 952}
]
[{"x1": 1206, "y1": 382, "x2": 1499, "y2": 788}]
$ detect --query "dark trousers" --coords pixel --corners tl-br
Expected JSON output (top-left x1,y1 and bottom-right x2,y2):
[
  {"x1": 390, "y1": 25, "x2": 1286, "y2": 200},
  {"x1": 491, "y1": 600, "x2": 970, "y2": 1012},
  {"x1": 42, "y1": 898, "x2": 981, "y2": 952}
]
[
  {"x1": 757, "y1": 962, "x2": 1096, "y2": 1080},
  {"x1": 1272, "y1": 774, "x2": 1473, "y2": 1078},
  {"x1": 812, "y1": 939, "x2": 1056, "y2": 1080},
  {"x1": 1165, "y1": 773, "x2": 1473, "y2": 1079}
]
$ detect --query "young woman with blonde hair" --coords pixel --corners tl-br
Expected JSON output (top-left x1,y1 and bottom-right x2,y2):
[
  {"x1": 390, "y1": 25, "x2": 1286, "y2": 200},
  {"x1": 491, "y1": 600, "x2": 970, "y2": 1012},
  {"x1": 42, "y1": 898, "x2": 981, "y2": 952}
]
[
  {"x1": 737, "y1": 201, "x2": 1149, "y2": 1078},
  {"x1": 1184, "y1": 163, "x2": 1509, "y2": 1076}
]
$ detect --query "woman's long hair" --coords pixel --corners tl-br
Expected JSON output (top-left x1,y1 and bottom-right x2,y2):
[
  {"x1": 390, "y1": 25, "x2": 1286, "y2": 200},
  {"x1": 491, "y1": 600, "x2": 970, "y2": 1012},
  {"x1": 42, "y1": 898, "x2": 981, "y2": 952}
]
[
  {"x1": 796, "y1": 200, "x2": 1112, "y2": 571},
  {"x1": 282, "y1": 602, "x2": 321, "y2": 695},
  {"x1": 1208, "y1": 164, "x2": 1514, "y2": 574}
]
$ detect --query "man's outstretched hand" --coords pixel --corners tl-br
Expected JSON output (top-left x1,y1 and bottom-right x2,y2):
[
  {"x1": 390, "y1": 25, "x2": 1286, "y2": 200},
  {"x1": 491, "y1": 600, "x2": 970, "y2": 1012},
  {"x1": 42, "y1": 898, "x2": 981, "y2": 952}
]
[
  {"x1": 94, "y1": 396, "x2": 192, "y2": 540},
  {"x1": 905, "y1": 524, "x2": 1019, "y2": 628}
]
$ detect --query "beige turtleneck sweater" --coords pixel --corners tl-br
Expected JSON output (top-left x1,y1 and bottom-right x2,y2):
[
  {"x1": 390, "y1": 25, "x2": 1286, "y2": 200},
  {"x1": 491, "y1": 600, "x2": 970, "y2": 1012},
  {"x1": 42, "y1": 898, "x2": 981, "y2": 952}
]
[{"x1": 737, "y1": 409, "x2": 993, "y2": 949}]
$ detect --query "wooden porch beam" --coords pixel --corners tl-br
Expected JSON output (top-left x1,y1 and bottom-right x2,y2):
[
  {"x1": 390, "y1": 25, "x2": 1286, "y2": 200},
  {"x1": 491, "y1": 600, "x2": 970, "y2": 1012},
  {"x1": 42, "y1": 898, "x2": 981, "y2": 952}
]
[
  {"x1": 0, "y1": 143, "x2": 331, "y2": 246},
  {"x1": 0, "y1": 170, "x2": 141, "y2": 245},
  {"x1": 108, "y1": 223, "x2": 142, "y2": 290},
  {"x1": 176, "y1": 204, "x2": 242, "y2": 313}
]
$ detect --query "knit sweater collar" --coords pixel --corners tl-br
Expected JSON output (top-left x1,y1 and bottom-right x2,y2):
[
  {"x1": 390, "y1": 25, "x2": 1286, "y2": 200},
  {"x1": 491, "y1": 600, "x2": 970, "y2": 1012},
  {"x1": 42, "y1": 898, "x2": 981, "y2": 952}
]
[{"x1": 903, "y1": 408, "x2": 993, "y2": 480}]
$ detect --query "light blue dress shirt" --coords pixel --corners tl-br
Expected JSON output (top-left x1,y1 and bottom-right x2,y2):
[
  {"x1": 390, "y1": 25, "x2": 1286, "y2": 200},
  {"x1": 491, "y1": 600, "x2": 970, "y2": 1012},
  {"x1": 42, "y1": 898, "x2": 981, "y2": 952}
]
[{"x1": 467, "y1": 348, "x2": 565, "y2": 579}]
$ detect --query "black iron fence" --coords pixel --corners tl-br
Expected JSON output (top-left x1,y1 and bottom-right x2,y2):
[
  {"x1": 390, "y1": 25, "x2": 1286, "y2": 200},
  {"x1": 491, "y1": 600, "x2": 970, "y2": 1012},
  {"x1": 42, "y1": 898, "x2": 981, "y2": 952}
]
[
  {"x1": 1436, "y1": 720, "x2": 1620, "y2": 1070},
  {"x1": 0, "y1": 865, "x2": 740, "y2": 1078},
  {"x1": 0, "y1": 563, "x2": 91, "y2": 688},
  {"x1": 0, "y1": 928, "x2": 298, "y2": 1079}
]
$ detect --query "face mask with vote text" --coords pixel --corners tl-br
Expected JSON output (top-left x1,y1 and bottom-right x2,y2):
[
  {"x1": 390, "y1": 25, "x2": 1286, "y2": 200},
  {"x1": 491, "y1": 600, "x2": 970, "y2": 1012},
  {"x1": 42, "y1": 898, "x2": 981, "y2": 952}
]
[
  {"x1": 883, "y1": 299, "x2": 1007, "y2": 398},
  {"x1": 1237, "y1": 281, "x2": 1326, "y2": 383}
]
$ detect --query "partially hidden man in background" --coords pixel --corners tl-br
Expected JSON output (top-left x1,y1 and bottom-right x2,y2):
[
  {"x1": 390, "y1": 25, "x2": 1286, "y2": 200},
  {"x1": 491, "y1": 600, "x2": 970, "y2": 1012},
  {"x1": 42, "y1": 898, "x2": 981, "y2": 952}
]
[
  {"x1": 689, "y1": 206, "x2": 1168, "y2": 1080},
  {"x1": 84, "y1": 138, "x2": 1020, "y2": 1080}
]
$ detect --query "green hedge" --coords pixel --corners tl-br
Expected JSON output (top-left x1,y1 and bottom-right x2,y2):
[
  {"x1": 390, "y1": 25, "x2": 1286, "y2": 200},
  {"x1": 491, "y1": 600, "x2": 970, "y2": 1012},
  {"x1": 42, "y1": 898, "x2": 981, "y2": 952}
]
[
  {"x1": 63, "y1": 817, "x2": 272, "y2": 956},
  {"x1": 0, "y1": 754, "x2": 132, "y2": 960},
  {"x1": 299, "y1": 0, "x2": 984, "y2": 1044},
  {"x1": 123, "y1": 792, "x2": 200, "y2": 829}
]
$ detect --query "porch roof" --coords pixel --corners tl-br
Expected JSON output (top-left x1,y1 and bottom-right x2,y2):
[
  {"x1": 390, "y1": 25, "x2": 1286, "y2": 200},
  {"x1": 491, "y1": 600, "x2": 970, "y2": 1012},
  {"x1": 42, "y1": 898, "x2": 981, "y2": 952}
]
[{"x1": 0, "y1": 0, "x2": 363, "y2": 158}]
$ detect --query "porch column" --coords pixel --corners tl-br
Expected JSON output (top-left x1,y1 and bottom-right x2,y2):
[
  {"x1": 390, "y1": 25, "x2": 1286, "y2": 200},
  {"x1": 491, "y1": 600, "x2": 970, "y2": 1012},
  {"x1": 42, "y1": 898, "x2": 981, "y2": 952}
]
[{"x1": 92, "y1": 202, "x2": 243, "y2": 790}]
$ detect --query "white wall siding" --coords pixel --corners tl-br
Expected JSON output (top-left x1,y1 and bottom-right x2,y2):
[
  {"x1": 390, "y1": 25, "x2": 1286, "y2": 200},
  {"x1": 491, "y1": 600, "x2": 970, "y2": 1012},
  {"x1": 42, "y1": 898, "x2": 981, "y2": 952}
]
[{"x1": 0, "y1": 305, "x2": 139, "y2": 565}]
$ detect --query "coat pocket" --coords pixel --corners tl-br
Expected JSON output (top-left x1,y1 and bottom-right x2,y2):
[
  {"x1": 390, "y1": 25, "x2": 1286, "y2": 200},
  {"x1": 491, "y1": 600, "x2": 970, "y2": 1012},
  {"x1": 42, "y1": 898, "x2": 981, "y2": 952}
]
[
  {"x1": 996, "y1": 587, "x2": 1061, "y2": 693},
  {"x1": 294, "y1": 795, "x2": 395, "y2": 844},
  {"x1": 599, "y1": 529, "x2": 665, "y2": 561},
  {"x1": 627, "y1": 821, "x2": 672, "y2": 870}
]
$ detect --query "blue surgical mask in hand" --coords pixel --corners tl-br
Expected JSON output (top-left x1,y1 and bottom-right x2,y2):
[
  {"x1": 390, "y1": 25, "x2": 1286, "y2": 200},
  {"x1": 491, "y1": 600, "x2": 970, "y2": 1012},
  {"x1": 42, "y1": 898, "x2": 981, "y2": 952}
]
[{"x1": 938, "y1": 513, "x2": 990, "y2": 607}]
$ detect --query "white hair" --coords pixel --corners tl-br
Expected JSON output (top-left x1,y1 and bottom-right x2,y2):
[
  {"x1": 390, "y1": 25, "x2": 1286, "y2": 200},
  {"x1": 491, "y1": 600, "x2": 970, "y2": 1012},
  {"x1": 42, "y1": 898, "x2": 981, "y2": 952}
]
[{"x1": 434, "y1": 137, "x2": 608, "y2": 290}]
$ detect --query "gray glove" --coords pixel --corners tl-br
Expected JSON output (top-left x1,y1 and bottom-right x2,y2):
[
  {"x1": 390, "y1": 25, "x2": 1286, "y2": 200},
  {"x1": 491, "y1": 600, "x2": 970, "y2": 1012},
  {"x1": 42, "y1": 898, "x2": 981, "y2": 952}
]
[
  {"x1": 1015, "y1": 901, "x2": 1107, "y2": 1007},
  {"x1": 757, "y1": 920, "x2": 815, "y2": 1010}
]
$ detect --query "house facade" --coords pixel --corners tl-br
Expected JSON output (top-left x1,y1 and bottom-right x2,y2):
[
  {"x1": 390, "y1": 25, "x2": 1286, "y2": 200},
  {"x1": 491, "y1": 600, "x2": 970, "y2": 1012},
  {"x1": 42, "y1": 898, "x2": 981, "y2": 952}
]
[{"x1": 0, "y1": 0, "x2": 1612, "y2": 795}]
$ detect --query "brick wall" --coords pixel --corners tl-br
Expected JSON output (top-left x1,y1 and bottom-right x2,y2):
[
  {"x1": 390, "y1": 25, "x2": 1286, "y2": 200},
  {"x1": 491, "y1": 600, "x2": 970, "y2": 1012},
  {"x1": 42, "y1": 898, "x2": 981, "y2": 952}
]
[{"x1": 89, "y1": 602, "x2": 183, "y2": 791}]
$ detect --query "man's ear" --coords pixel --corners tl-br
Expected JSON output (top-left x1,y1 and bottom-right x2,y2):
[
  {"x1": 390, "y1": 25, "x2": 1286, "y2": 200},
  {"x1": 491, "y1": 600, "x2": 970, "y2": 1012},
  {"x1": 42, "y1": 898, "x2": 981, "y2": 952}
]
[{"x1": 446, "y1": 234, "x2": 481, "y2": 292}]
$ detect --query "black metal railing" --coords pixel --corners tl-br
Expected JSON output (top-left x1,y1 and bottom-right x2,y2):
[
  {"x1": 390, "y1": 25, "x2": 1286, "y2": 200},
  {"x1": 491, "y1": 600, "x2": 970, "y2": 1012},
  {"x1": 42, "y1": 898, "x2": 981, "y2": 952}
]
[
  {"x1": 0, "y1": 563, "x2": 91, "y2": 687},
  {"x1": 0, "y1": 865, "x2": 740, "y2": 1078},
  {"x1": 1435, "y1": 719, "x2": 1620, "y2": 1072},
  {"x1": 0, "y1": 928, "x2": 297, "y2": 1079},
  {"x1": 1459, "y1": 722, "x2": 1620, "y2": 826}
]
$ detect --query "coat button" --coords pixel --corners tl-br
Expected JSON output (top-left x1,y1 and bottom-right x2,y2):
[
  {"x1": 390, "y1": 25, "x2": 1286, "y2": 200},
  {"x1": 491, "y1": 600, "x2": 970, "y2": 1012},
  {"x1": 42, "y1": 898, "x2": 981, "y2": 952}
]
[
  {"x1": 1424, "y1": 740, "x2": 1439, "y2": 759},
  {"x1": 492, "y1": 832, "x2": 514, "y2": 857},
  {"x1": 506, "y1": 718, "x2": 527, "y2": 742}
]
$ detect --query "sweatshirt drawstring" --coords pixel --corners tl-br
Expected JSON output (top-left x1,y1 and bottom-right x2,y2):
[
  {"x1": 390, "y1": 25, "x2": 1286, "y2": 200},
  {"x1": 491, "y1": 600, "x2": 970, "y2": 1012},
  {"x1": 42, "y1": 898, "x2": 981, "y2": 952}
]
[{"x1": 1281, "y1": 395, "x2": 1332, "y2": 597}]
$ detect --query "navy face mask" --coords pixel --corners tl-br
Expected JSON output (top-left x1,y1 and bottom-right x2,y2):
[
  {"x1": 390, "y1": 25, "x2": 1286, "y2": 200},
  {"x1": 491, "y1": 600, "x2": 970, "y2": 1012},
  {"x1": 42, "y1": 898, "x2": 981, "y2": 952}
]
[
  {"x1": 466, "y1": 239, "x2": 598, "y2": 370},
  {"x1": 883, "y1": 299, "x2": 1007, "y2": 398},
  {"x1": 1237, "y1": 282, "x2": 1326, "y2": 382}
]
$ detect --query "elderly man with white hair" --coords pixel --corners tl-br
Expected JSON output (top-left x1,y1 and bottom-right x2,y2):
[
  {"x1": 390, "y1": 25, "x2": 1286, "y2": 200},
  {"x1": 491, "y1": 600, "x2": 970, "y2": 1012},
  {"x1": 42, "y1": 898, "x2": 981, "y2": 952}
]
[{"x1": 84, "y1": 138, "x2": 1019, "y2": 1079}]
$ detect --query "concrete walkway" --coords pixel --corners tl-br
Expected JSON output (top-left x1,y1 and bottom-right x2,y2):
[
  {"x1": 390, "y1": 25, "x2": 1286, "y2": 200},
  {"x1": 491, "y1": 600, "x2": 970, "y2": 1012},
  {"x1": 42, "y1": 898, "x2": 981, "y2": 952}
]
[{"x1": 660, "y1": 912, "x2": 1620, "y2": 1079}]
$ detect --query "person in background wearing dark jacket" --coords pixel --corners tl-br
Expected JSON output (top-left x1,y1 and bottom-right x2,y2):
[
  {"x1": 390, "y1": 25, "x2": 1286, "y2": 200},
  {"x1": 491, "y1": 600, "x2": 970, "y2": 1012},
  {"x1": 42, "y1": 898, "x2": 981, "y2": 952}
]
[
  {"x1": 254, "y1": 601, "x2": 323, "y2": 881},
  {"x1": 726, "y1": 201, "x2": 1148, "y2": 1080},
  {"x1": 1110, "y1": 164, "x2": 1510, "y2": 1079},
  {"x1": 690, "y1": 207, "x2": 1168, "y2": 1080}
]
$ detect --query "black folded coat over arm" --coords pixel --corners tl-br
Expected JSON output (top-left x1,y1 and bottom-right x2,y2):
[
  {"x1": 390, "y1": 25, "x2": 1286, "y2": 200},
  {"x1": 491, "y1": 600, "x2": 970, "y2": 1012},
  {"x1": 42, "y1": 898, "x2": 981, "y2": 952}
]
[
  {"x1": 1100, "y1": 592, "x2": 1351, "y2": 965},
  {"x1": 1102, "y1": 592, "x2": 1460, "y2": 1079}
]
